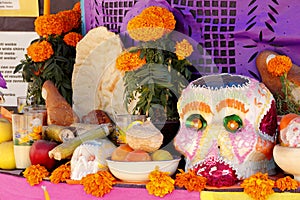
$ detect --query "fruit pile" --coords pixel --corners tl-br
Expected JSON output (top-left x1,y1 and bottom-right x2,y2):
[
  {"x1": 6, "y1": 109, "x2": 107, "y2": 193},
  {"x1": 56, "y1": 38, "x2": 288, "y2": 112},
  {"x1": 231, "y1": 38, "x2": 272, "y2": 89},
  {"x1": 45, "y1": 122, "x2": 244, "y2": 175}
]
[
  {"x1": 111, "y1": 144, "x2": 173, "y2": 162},
  {"x1": 111, "y1": 120, "x2": 173, "y2": 162},
  {"x1": 278, "y1": 113, "x2": 300, "y2": 147}
]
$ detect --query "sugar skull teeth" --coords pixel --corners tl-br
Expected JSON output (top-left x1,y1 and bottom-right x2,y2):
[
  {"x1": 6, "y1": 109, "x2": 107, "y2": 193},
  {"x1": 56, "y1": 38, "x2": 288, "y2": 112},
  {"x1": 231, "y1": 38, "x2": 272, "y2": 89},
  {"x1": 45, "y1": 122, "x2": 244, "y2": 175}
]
[{"x1": 192, "y1": 157, "x2": 238, "y2": 187}]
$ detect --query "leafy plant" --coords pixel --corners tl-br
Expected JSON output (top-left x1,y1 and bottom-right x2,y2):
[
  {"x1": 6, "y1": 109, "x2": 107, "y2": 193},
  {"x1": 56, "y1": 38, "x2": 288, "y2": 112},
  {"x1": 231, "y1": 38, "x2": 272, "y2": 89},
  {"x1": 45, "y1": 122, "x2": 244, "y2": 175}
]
[
  {"x1": 14, "y1": 36, "x2": 76, "y2": 105},
  {"x1": 13, "y1": 2, "x2": 82, "y2": 105},
  {"x1": 116, "y1": 6, "x2": 196, "y2": 121},
  {"x1": 275, "y1": 74, "x2": 300, "y2": 115},
  {"x1": 123, "y1": 43, "x2": 193, "y2": 121}
]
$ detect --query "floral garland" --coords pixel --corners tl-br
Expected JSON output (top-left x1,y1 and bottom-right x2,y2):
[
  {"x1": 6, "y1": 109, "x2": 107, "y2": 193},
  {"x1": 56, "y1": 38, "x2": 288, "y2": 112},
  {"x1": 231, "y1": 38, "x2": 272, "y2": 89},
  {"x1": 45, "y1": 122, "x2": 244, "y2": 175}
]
[
  {"x1": 241, "y1": 172, "x2": 300, "y2": 200},
  {"x1": 22, "y1": 164, "x2": 300, "y2": 199}
]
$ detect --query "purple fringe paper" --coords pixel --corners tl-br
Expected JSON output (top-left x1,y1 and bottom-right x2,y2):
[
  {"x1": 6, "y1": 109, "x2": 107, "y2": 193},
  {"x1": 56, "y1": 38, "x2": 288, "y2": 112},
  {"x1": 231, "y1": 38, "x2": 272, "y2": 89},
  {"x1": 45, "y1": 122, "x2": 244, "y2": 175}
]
[{"x1": 81, "y1": 0, "x2": 300, "y2": 81}]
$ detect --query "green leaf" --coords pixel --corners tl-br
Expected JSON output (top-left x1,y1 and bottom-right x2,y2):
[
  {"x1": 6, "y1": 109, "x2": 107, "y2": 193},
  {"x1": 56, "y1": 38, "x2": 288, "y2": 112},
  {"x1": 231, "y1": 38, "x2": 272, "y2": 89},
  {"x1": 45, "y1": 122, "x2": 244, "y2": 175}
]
[{"x1": 14, "y1": 63, "x2": 24, "y2": 73}]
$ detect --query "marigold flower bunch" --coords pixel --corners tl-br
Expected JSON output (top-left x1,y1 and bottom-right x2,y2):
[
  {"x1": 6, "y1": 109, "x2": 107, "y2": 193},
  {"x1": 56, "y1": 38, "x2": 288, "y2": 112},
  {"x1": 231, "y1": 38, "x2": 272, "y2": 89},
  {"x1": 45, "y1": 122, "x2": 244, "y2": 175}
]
[
  {"x1": 267, "y1": 55, "x2": 292, "y2": 77},
  {"x1": 241, "y1": 172, "x2": 275, "y2": 200},
  {"x1": 175, "y1": 39, "x2": 194, "y2": 60},
  {"x1": 175, "y1": 169, "x2": 207, "y2": 192},
  {"x1": 116, "y1": 50, "x2": 146, "y2": 71},
  {"x1": 80, "y1": 171, "x2": 116, "y2": 197},
  {"x1": 146, "y1": 168, "x2": 175, "y2": 197},
  {"x1": 49, "y1": 162, "x2": 71, "y2": 184},
  {"x1": 14, "y1": 1, "x2": 82, "y2": 105},
  {"x1": 63, "y1": 32, "x2": 83, "y2": 47},
  {"x1": 127, "y1": 6, "x2": 176, "y2": 42},
  {"x1": 275, "y1": 176, "x2": 299, "y2": 191},
  {"x1": 117, "y1": 5, "x2": 196, "y2": 120},
  {"x1": 26, "y1": 41, "x2": 54, "y2": 63},
  {"x1": 23, "y1": 164, "x2": 49, "y2": 186}
]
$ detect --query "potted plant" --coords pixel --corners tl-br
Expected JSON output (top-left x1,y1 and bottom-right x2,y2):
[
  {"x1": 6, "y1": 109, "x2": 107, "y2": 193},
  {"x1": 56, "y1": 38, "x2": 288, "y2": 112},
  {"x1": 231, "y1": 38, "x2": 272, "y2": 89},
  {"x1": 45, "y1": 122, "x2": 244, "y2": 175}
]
[
  {"x1": 13, "y1": 2, "x2": 82, "y2": 106},
  {"x1": 116, "y1": 6, "x2": 197, "y2": 145}
]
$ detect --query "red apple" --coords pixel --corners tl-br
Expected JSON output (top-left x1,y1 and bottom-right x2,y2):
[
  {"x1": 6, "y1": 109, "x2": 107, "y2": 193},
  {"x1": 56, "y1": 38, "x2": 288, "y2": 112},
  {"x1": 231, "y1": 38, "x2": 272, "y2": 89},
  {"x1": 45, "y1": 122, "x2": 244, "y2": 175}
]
[{"x1": 29, "y1": 139, "x2": 58, "y2": 170}]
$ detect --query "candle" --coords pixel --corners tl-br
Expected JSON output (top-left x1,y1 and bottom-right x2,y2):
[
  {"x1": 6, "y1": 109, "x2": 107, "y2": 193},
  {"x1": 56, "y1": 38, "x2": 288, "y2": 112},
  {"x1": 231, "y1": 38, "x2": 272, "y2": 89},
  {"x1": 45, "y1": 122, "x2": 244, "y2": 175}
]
[{"x1": 44, "y1": 0, "x2": 50, "y2": 15}]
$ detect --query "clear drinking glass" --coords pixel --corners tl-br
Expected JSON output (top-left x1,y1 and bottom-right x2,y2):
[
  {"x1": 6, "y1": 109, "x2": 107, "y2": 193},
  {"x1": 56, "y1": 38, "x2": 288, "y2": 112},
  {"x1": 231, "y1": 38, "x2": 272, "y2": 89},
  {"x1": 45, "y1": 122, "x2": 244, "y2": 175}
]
[{"x1": 11, "y1": 112, "x2": 44, "y2": 169}]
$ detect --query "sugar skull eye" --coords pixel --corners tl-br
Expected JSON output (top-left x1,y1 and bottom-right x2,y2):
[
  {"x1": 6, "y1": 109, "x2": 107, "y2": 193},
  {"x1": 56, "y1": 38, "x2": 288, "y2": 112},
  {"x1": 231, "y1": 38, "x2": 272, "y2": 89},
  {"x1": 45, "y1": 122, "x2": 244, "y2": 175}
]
[
  {"x1": 223, "y1": 114, "x2": 243, "y2": 133},
  {"x1": 186, "y1": 114, "x2": 207, "y2": 131}
]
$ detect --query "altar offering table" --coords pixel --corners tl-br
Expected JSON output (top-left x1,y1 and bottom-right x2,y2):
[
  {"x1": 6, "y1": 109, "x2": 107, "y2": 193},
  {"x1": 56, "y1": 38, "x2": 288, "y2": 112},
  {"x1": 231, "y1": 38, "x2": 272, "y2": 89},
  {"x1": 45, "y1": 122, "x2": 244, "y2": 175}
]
[
  {"x1": 0, "y1": 172, "x2": 200, "y2": 200},
  {"x1": 2, "y1": 171, "x2": 300, "y2": 200}
]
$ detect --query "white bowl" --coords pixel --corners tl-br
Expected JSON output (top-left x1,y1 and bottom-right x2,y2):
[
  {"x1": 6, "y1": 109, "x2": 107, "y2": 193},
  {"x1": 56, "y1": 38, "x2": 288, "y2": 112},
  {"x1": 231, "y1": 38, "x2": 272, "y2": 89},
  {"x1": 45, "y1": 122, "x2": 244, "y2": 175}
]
[
  {"x1": 273, "y1": 144, "x2": 300, "y2": 181},
  {"x1": 106, "y1": 157, "x2": 181, "y2": 182}
]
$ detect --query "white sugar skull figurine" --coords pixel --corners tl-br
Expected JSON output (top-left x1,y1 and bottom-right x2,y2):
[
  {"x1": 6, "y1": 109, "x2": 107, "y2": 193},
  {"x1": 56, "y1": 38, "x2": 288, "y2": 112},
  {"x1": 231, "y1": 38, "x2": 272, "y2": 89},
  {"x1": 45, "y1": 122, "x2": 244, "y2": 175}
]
[{"x1": 174, "y1": 73, "x2": 278, "y2": 187}]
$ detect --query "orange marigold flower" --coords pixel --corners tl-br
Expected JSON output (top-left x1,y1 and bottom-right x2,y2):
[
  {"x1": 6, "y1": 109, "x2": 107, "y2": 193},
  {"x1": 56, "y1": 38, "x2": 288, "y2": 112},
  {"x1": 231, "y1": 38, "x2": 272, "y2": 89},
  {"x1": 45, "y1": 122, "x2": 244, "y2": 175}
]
[
  {"x1": 63, "y1": 32, "x2": 83, "y2": 47},
  {"x1": 241, "y1": 172, "x2": 275, "y2": 200},
  {"x1": 23, "y1": 164, "x2": 49, "y2": 186},
  {"x1": 267, "y1": 55, "x2": 292, "y2": 77},
  {"x1": 146, "y1": 168, "x2": 175, "y2": 197},
  {"x1": 175, "y1": 39, "x2": 194, "y2": 60},
  {"x1": 34, "y1": 14, "x2": 65, "y2": 37},
  {"x1": 127, "y1": 6, "x2": 175, "y2": 41},
  {"x1": 49, "y1": 162, "x2": 71, "y2": 184},
  {"x1": 141, "y1": 6, "x2": 176, "y2": 34},
  {"x1": 57, "y1": 10, "x2": 81, "y2": 32},
  {"x1": 116, "y1": 50, "x2": 146, "y2": 71},
  {"x1": 27, "y1": 40, "x2": 54, "y2": 62},
  {"x1": 175, "y1": 169, "x2": 207, "y2": 192},
  {"x1": 80, "y1": 171, "x2": 116, "y2": 197},
  {"x1": 72, "y1": 2, "x2": 81, "y2": 13},
  {"x1": 127, "y1": 15, "x2": 165, "y2": 42},
  {"x1": 275, "y1": 176, "x2": 299, "y2": 191}
]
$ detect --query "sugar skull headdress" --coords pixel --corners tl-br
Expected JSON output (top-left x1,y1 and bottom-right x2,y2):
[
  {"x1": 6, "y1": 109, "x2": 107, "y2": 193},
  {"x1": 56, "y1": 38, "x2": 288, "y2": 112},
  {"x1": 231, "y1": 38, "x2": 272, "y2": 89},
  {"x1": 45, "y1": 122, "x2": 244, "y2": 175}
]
[{"x1": 174, "y1": 73, "x2": 278, "y2": 187}]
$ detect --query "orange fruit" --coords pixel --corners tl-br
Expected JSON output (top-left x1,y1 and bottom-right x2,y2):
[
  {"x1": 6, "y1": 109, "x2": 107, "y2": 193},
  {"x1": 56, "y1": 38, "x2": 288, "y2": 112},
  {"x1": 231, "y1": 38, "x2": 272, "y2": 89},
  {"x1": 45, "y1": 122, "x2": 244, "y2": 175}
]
[
  {"x1": 279, "y1": 113, "x2": 299, "y2": 131},
  {"x1": 124, "y1": 150, "x2": 151, "y2": 162},
  {"x1": 111, "y1": 144, "x2": 134, "y2": 161}
]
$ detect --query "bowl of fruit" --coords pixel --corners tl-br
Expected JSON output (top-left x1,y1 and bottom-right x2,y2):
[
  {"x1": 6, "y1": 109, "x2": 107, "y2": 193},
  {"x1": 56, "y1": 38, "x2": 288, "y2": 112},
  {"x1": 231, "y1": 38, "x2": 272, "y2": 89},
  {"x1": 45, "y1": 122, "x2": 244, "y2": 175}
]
[
  {"x1": 273, "y1": 113, "x2": 300, "y2": 181},
  {"x1": 106, "y1": 144, "x2": 181, "y2": 182}
]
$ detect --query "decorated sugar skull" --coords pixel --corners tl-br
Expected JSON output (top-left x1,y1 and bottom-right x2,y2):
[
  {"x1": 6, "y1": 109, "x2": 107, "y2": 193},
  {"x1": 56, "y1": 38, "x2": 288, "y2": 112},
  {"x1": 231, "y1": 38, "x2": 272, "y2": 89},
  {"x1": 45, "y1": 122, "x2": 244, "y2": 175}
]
[{"x1": 174, "y1": 74, "x2": 278, "y2": 187}]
